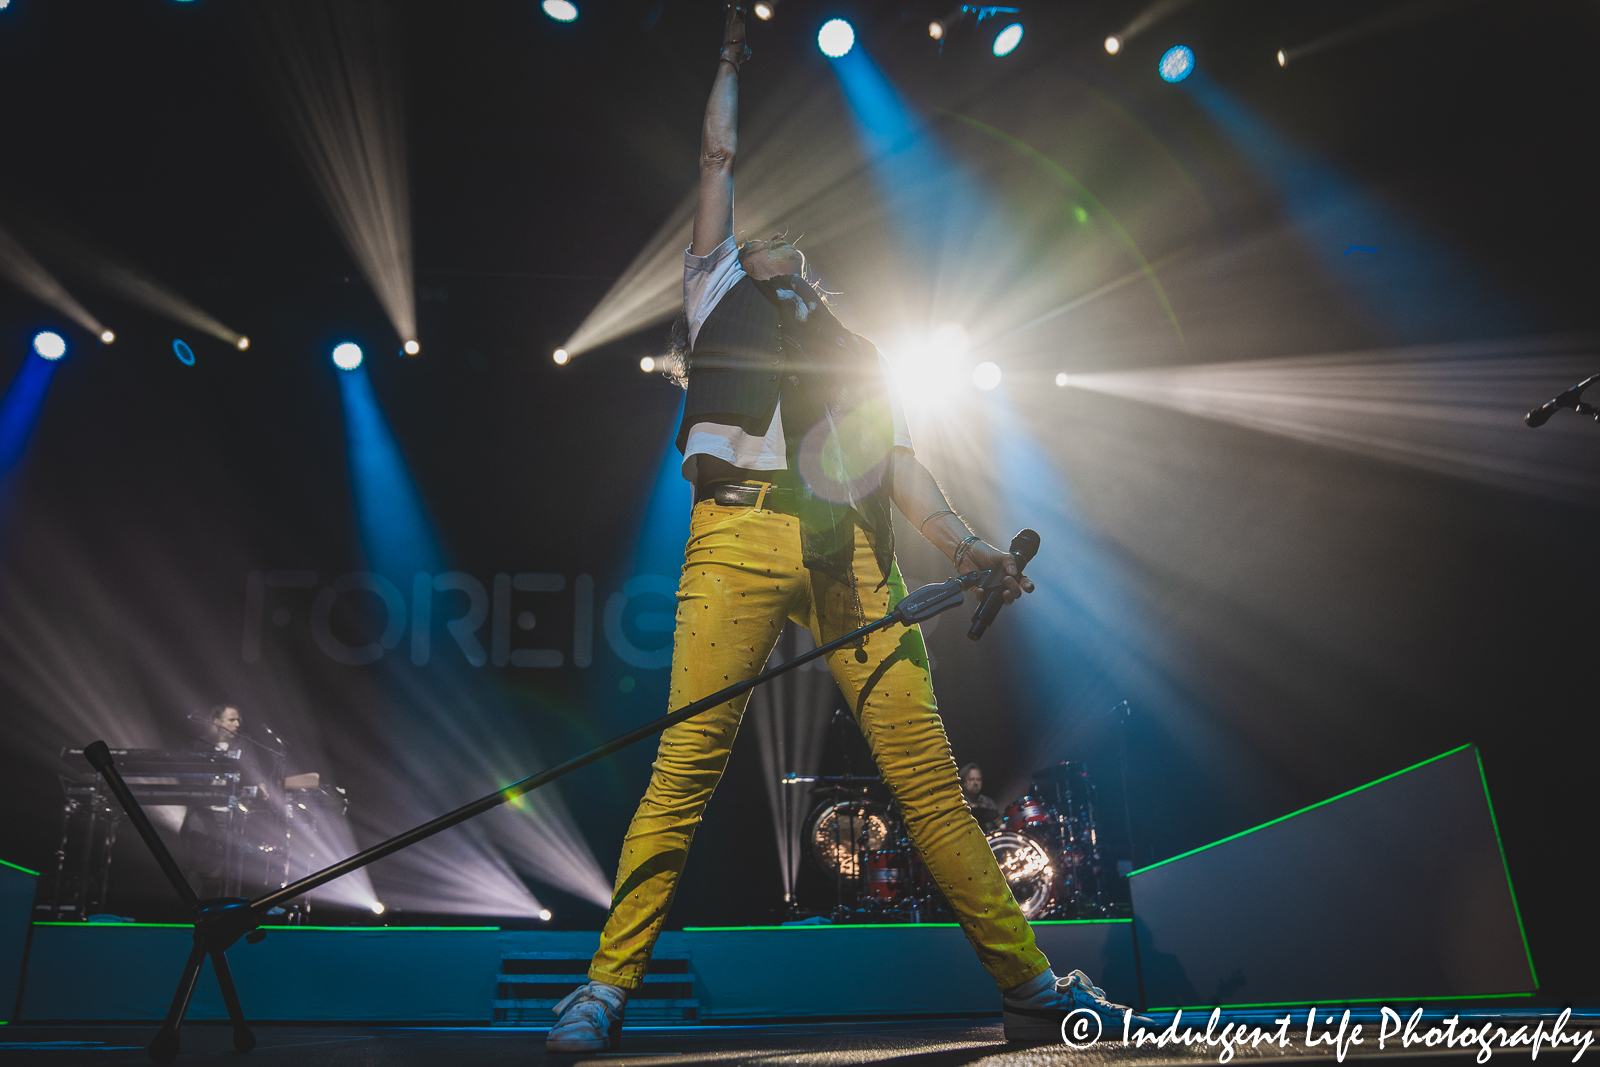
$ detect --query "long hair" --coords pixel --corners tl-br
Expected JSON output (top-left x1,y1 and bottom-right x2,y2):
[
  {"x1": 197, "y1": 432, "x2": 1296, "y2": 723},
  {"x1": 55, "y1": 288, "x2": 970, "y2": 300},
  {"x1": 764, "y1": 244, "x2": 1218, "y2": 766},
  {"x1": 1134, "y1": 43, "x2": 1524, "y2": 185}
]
[{"x1": 660, "y1": 312, "x2": 691, "y2": 389}]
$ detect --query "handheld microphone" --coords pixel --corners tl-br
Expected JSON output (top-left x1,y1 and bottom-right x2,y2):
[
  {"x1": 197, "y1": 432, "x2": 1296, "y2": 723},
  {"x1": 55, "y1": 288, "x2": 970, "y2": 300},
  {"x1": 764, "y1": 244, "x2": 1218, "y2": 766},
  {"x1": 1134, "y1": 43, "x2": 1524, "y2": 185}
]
[
  {"x1": 1526, "y1": 374, "x2": 1599, "y2": 427},
  {"x1": 968, "y1": 528, "x2": 1040, "y2": 641}
]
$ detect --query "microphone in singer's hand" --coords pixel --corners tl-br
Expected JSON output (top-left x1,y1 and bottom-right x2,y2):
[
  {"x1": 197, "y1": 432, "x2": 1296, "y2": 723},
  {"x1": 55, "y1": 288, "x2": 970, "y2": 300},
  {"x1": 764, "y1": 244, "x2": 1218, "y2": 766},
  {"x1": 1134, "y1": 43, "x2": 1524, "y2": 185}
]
[
  {"x1": 1526, "y1": 374, "x2": 1599, "y2": 427},
  {"x1": 968, "y1": 529, "x2": 1040, "y2": 641}
]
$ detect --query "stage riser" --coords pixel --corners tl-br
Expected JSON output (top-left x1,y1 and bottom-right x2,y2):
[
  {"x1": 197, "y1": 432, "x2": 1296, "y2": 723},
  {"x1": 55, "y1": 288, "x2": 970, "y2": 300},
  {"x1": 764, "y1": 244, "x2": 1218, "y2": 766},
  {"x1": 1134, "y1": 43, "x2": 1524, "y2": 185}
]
[{"x1": 17, "y1": 921, "x2": 1132, "y2": 1023}]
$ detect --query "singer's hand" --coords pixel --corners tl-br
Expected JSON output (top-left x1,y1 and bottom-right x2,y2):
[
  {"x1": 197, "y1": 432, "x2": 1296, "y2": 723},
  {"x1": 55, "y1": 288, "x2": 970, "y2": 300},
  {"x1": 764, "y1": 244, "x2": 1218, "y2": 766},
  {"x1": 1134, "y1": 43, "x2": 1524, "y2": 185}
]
[{"x1": 961, "y1": 541, "x2": 1035, "y2": 604}]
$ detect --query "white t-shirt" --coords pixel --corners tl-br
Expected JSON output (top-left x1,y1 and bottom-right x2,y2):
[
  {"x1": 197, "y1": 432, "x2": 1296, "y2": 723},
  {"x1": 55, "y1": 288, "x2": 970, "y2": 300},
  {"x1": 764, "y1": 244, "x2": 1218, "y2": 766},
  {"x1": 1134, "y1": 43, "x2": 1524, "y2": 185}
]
[{"x1": 681, "y1": 236, "x2": 914, "y2": 483}]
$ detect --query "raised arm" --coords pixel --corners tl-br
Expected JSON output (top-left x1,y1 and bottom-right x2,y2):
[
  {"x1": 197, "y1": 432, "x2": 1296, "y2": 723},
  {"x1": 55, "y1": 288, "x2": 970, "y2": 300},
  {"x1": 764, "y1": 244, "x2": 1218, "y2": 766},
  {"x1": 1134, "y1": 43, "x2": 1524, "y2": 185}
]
[{"x1": 692, "y1": 6, "x2": 748, "y2": 257}]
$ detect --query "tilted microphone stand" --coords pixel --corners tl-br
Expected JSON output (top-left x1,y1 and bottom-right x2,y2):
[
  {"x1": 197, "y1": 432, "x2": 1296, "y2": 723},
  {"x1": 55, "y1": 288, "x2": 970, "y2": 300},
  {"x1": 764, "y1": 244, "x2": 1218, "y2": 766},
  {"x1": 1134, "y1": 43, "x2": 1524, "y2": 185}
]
[{"x1": 82, "y1": 558, "x2": 1029, "y2": 1064}]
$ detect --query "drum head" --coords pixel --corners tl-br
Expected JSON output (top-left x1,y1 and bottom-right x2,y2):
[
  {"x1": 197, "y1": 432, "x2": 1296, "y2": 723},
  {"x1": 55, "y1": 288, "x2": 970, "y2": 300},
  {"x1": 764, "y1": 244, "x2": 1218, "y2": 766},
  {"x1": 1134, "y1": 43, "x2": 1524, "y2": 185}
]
[
  {"x1": 986, "y1": 830, "x2": 1055, "y2": 919},
  {"x1": 805, "y1": 800, "x2": 892, "y2": 881}
]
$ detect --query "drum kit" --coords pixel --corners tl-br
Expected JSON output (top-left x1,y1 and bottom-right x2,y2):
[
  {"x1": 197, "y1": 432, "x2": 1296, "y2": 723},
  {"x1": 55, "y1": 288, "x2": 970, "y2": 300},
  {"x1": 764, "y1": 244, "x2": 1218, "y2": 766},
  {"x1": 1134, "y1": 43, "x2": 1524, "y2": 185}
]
[{"x1": 785, "y1": 760, "x2": 1110, "y2": 921}]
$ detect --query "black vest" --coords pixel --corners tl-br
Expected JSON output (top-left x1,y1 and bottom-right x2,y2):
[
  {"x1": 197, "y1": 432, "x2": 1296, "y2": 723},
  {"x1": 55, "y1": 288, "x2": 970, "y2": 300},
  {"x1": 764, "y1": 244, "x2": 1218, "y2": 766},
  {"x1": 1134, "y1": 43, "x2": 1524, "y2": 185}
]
[{"x1": 675, "y1": 276, "x2": 787, "y2": 454}]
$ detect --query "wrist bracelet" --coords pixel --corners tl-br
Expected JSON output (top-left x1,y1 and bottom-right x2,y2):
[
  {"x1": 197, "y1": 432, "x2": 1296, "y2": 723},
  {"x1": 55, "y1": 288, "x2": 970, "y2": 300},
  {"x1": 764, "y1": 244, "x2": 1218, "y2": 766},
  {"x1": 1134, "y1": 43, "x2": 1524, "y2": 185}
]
[
  {"x1": 952, "y1": 533, "x2": 980, "y2": 568},
  {"x1": 918, "y1": 507, "x2": 955, "y2": 532}
]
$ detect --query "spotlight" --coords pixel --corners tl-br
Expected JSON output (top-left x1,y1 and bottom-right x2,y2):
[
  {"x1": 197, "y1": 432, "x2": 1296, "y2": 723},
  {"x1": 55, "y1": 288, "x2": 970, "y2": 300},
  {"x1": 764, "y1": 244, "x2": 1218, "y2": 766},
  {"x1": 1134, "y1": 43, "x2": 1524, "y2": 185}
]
[
  {"x1": 1277, "y1": 49, "x2": 1286, "y2": 67},
  {"x1": 32, "y1": 331, "x2": 66, "y2": 361},
  {"x1": 542, "y1": 0, "x2": 578, "y2": 22},
  {"x1": 332, "y1": 341, "x2": 364, "y2": 371},
  {"x1": 753, "y1": 1, "x2": 774, "y2": 20},
  {"x1": 1159, "y1": 45, "x2": 1195, "y2": 82},
  {"x1": 370, "y1": 901, "x2": 386, "y2": 915},
  {"x1": 99, "y1": 330, "x2": 115, "y2": 344},
  {"x1": 817, "y1": 18, "x2": 855, "y2": 58},
  {"x1": 173, "y1": 339, "x2": 195, "y2": 366},
  {"x1": 236, "y1": 336, "x2": 251, "y2": 351},
  {"x1": 1055, "y1": 372, "x2": 1068, "y2": 387},
  {"x1": 929, "y1": 21, "x2": 944, "y2": 40},
  {"x1": 402, "y1": 339, "x2": 421, "y2": 356},
  {"x1": 552, "y1": 348, "x2": 570, "y2": 365},
  {"x1": 1105, "y1": 35, "x2": 1121, "y2": 54},
  {"x1": 539, "y1": 909, "x2": 553, "y2": 921},
  {"x1": 973, "y1": 361, "x2": 1002, "y2": 391},
  {"x1": 991, "y1": 22, "x2": 1023, "y2": 57},
  {"x1": 639, "y1": 356, "x2": 657, "y2": 373},
  {"x1": 0, "y1": 1, "x2": 10, "y2": 10}
]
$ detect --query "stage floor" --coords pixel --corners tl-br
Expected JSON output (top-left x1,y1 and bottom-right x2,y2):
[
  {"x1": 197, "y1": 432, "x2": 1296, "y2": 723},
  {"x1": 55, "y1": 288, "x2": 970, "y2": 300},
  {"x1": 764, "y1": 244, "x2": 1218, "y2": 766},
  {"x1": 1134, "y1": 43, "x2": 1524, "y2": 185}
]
[{"x1": 1, "y1": 1015, "x2": 1594, "y2": 1067}]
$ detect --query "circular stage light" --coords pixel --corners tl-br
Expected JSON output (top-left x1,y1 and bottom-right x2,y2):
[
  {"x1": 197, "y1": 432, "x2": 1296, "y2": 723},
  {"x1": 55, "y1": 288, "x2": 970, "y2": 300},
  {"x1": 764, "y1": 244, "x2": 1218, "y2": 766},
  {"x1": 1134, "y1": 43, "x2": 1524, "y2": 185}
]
[
  {"x1": 403, "y1": 339, "x2": 421, "y2": 356},
  {"x1": 1277, "y1": 49, "x2": 1286, "y2": 67},
  {"x1": 973, "y1": 362, "x2": 1002, "y2": 391},
  {"x1": 1105, "y1": 35, "x2": 1121, "y2": 55},
  {"x1": 1159, "y1": 45, "x2": 1195, "y2": 83},
  {"x1": 817, "y1": 18, "x2": 855, "y2": 58},
  {"x1": 1055, "y1": 372, "x2": 1068, "y2": 387},
  {"x1": 370, "y1": 901, "x2": 386, "y2": 915},
  {"x1": 100, "y1": 330, "x2": 115, "y2": 344},
  {"x1": 929, "y1": 20, "x2": 944, "y2": 40},
  {"x1": 553, "y1": 348, "x2": 570, "y2": 365},
  {"x1": 332, "y1": 342, "x2": 364, "y2": 371},
  {"x1": 542, "y1": 0, "x2": 577, "y2": 22},
  {"x1": 173, "y1": 339, "x2": 195, "y2": 366},
  {"x1": 539, "y1": 909, "x2": 553, "y2": 921},
  {"x1": 753, "y1": 1, "x2": 773, "y2": 19},
  {"x1": 236, "y1": 336, "x2": 251, "y2": 351},
  {"x1": 33, "y1": 331, "x2": 66, "y2": 361},
  {"x1": 639, "y1": 356, "x2": 656, "y2": 373},
  {"x1": 992, "y1": 23, "x2": 1023, "y2": 57}
]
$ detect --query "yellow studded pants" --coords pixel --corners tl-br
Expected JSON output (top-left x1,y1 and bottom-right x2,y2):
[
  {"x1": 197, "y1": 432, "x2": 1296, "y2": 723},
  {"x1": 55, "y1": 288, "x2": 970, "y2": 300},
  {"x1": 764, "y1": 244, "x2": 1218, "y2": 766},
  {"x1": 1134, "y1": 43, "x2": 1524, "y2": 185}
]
[{"x1": 587, "y1": 496, "x2": 1050, "y2": 991}]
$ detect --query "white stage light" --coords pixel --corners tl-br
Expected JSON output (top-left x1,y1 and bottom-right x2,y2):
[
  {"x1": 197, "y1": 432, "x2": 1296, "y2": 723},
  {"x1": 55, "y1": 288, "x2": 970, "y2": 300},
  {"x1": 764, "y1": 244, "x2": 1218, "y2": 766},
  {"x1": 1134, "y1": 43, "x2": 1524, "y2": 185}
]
[
  {"x1": 973, "y1": 362, "x2": 1002, "y2": 390},
  {"x1": 542, "y1": 0, "x2": 578, "y2": 22},
  {"x1": 99, "y1": 330, "x2": 115, "y2": 344},
  {"x1": 1105, "y1": 35, "x2": 1121, "y2": 54},
  {"x1": 236, "y1": 336, "x2": 251, "y2": 351},
  {"x1": 639, "y1": 356, "x2": 656, "y2": 372},
  {"x1": 818, "y1": 18, "x2": 855, "y2": 58},
  {"x1": 1055, "y1": 372, "x2": 1068, "y2": 387},
  {"x1": 32, "y1": 331, "x2": 66, "y2": 361},
  {"x1": 929, "y1": 21, "x2": 944, "y2": 39},
  {"x1": 403, "y1": 339, "x2": 420, "y2": 356},
  {"x1": 553, "y1": 348, "x2": 570, "y2": 365},
  {"x1": 992, "y1": 23, "x2": 1023, "y2": 57},
  {"x1": 753, "y1": 2, "x2": 774, "y2": 20},
  {"x1": 370, "y1": 901, "x2": 386, "y2": 915},
  {"x1": 1277, "y1": 49, "x2": 1287, "y2": 67},
  {"x1": 539, "y1": 909, "x2": 553, "y2": 921},
  {"x1": 332, "y1": 342, "x2": 364, "y2": 371}
]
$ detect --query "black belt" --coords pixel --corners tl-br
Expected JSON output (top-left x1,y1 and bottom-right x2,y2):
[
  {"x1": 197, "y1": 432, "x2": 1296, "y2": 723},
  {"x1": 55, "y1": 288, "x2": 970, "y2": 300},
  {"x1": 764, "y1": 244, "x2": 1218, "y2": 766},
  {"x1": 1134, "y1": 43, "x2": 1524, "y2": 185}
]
[{"x1": 696, "y1": 481, "x2": 801, "y2": 513}]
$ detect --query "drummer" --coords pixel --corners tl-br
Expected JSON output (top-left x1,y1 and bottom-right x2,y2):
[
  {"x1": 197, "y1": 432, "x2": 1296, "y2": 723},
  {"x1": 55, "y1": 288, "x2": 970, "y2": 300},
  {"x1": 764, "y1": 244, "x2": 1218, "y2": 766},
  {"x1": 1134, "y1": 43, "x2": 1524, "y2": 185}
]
[{"x1": 960, "y1": 763, "x2": 1001, "y2": 833}]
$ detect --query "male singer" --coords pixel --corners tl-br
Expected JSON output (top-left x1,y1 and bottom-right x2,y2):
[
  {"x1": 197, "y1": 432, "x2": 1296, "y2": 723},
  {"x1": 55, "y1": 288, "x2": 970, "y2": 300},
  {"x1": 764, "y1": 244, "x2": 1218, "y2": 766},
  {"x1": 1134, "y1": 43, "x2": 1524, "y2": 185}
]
[{"x1": 548, "y1": 5, "x2": 1138, "y2": 1050}]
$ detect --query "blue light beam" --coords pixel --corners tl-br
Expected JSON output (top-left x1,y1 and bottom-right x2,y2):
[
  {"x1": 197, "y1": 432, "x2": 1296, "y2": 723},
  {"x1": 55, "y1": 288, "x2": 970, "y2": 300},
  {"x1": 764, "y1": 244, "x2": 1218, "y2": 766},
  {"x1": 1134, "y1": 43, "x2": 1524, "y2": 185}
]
[{"x1": 0, "y1": 354, "x2": 59, "y2": 479}]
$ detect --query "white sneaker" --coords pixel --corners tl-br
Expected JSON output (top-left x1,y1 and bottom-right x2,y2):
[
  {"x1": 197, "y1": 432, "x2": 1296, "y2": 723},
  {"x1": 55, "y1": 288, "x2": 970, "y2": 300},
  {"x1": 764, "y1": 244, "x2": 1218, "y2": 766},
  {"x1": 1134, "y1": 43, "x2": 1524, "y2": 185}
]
[
  {"x1": 1002, "y1": 968, "x2": 1149, "y2": 1043},
  {"x1": 546, "y1": 981, "x2": 626, "y2": 1053}
]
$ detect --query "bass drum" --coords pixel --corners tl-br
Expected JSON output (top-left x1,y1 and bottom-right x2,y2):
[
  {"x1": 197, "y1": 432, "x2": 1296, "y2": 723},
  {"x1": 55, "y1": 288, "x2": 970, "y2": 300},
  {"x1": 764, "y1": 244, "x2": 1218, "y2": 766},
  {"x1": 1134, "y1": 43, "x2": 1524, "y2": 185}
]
[
  {"x1": 804, "y1": 801, "x2": 893, "y2": 881},
  {"x1": 986, "y1": 830, "x2": 1056, "y2": 919}
]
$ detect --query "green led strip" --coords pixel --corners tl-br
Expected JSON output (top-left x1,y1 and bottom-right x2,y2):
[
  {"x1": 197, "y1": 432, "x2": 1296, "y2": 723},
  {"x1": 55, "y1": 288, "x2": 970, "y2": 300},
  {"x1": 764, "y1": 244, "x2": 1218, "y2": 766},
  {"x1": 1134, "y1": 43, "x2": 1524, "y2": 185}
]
[
  {"x1": 1130, "y1": 743, "x2": 1475, "y2": 877},
  {"x1": 1, "y1": 858, "x2": 42, "y2": 877},
  {"x1": 1148, "y1": 991, "x2": 1536, "y2": 1012},
  {"x1": 682, "y1": 919, "x2": 1129, "y2": 932},
  {"x1": 35, "y1": 922, "x2": 499, "y2": 932},
  {"x1": 1476, "y1": 748, "x2": 1538, "y2": 988}
]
